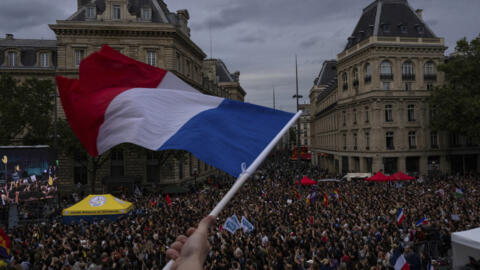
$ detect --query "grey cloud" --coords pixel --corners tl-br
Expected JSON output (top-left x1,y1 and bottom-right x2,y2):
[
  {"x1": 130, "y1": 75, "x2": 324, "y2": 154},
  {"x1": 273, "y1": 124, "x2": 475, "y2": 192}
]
[{"x1": 300, "y1": 36, "x2": 321, "y2": 49}]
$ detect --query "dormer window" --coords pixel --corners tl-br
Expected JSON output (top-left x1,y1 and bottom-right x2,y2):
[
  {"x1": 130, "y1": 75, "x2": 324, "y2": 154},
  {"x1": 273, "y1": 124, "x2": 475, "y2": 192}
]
[
  {"x1": 7, "y1": 51, "x2": 17, "y2": 67},
  {"x1": 381, "y1": 23, "x2": 390, "y2": 33},
  {"x1": 141, "y1": 8, "x2": 152, "y2": 21},
  {"x1": 367, "y1": 25, "x2": 374, "y2": 35},
  {"x1": 416, "y1": 25, "x2": 425, "y2": 34},
  {"x1": 399, "y1": 24, "x2": 408, "y2": 33},
  {"x1": 112, "y1": 5, "x2": 121, "y2": 20},
  {"x1": 86, "y1": 6, "x2": 96, "y2": 19},
  {"x1": 40, "y1": 52, "x2": 49, "y2": 67}
]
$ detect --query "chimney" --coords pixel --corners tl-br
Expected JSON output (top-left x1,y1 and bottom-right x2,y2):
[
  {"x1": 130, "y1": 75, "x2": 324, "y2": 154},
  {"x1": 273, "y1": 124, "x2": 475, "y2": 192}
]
[
  {"x1": 233, "y1": 71, "x2": 240, "y2": 82},
  {"x1": 415, "y1": 9, "x2": 423, "y2": 19},
  {"x1": 6, "y1": 34, "x2": 14, "y2": 40}
]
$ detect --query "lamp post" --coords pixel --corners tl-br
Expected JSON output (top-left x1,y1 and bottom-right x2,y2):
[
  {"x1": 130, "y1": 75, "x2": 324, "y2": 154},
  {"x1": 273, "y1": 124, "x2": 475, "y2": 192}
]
[{"x1": 292, "y1": 55, "x2": 302, "y2": 170}]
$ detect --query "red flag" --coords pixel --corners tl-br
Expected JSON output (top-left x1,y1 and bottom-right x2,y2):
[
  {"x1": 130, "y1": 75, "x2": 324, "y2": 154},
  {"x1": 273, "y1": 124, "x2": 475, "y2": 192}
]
[
  {"x1": 309, "y1": 216, "x2": 314, "y2": 225},
  {"x1": 0, "y1": 228, "x2": 11, "y2": 258},
  {"x1": 165, "y1": 193, "x2": 172, "y2": 206},
  {"x1": 323, "y1": 193, "x2": 328, "y2": 207},
  {"x1": 294, "y1": 189, "x2": 300, "y2": 199}
]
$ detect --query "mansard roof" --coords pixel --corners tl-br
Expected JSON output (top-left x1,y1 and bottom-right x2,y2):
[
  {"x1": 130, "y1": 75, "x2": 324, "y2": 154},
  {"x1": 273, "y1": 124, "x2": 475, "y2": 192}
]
[
  {"x1": 314, "y1": 60, "x2": 337, "y2": 87},
  {"x1": 345, "y1": 0, "x2": 436, "y2": 50}
]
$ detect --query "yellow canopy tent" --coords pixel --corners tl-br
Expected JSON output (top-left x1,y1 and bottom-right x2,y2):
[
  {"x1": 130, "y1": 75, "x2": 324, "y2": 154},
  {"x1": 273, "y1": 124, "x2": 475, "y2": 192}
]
[{"x1": 62, "y1": 194, "x2": 133, "y2": 224}]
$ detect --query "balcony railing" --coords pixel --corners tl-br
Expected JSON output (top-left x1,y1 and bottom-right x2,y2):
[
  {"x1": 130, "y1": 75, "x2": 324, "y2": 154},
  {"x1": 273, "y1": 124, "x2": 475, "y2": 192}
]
[
  {"x1": 364, "y1": 75, "x2": 371, "y2": 83},
  {"x1": 402, "y1": 74, "x2": 416, "y2": 81},
  {"x1": 380, "y1": 74, "x2": 393, "y2": 80},
  {"x1": 424, "y1": 74, "x2": 437, "y2": 81}
]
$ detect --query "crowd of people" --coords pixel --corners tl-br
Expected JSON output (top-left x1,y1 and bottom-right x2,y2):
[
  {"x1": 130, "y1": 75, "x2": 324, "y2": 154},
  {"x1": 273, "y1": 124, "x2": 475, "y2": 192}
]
[{"x1": 2, "y1": 155, "x2": 480, "y2": 269}]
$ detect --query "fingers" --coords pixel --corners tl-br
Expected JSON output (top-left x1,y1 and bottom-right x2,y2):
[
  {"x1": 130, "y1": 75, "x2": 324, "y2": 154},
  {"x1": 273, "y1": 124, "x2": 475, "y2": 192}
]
[
  {"x1": 166, "y1": 235, "x2": 188, "y2": 260},
  {"x1": 196, "y1": 216, "x2": 217, "y2": 235},
  {"x1": 166, "y1": 248, "x2": 180, "y2": 260},
  {"x1": 176, "y1": 235, "x2": 188, "y2": 244},
  {"x1": 186, "y1": 227, "x2": 196, "y2": 236}
]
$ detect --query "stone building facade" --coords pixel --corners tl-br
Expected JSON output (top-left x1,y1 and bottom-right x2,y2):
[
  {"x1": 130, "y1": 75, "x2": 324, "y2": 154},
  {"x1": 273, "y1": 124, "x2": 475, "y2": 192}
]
[
  {"x1": 1, "y1": 0, "x2": 245, "y2": 192},
  {"x1": 310, "y1": 0, "x2": 480, "y2": 176},
  {"x1": 298, "y1": 103, "x2": 311, "y2": 147}
]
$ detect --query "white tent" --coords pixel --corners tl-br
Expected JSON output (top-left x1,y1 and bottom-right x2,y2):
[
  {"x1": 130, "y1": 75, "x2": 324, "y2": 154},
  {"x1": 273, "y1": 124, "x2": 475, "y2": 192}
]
[{"x1": 452, "y1": 227, "x2": 480, "y2": 269}]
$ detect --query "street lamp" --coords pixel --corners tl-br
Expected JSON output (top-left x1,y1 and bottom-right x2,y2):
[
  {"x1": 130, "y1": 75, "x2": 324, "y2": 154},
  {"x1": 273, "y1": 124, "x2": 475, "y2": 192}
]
[{"x1": 292, "y1": 55, "x2": 302, "y2": 168}]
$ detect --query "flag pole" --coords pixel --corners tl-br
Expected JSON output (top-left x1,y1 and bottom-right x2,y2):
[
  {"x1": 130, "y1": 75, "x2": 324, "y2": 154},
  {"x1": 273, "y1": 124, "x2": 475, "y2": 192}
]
[{"x1": 162, "y1": 110, "x2": 302, "y2": 270}]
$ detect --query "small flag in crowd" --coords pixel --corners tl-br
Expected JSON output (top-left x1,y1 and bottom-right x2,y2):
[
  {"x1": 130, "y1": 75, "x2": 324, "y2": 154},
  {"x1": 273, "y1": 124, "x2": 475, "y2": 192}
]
[
  {"x1": 310, "y1": 187, "x2": 317, "y2": 203},
  {"x1": 0, "y1": 228, "x2": 10, "y2": 258},
  {"x1": 231, "y1": 214, "x2": 241, "y2": 228},
  {"x1": 241, "y1": 216, "x2": 255, "y2": 233},
  {"x1": 397, "y1": 208, "x2": 405, "y2": 225},
  {"x1": 165, "y1": 193, "x2": 172, "y2": 206},
  {"x1": 427, "y1": 262, "x2": 435, "y2": 270},
  {"x1": 294, "y1": 189, "x2": 300, "y2": 199},
  {"x1": 223, "y1": 217, "x2": 240, "y2": 234},
  {"x1": 435, "y1": 188, "x2": 445, "y2": 197},
  {"x1": 455, "y1": 187, "x2": 464, "y2": 199},
  {"x1": 393, "y1": 254, "x2": 410, "y2": 270},
  {"x1": 306, "y1": 194, "x2": 311, "y2": 205},
  {"x1": 333, "y1": 189, "x2": 341, "y2": 201},
  {"x1": 323, "y1": 193, "x2": 328, "y2": 207},
  {"x1": 415, "y1": 217, "x2": 428, "y2": 227}
]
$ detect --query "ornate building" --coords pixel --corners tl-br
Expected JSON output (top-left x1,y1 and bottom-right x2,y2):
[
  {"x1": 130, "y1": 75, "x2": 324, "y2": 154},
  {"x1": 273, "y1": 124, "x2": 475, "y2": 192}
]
[
  {"x1": 310, "y1": 0, "x2": 479, "y2": 176},
  {"x1": 1, "y1": 0, "x2": 246, "y2": 192}
]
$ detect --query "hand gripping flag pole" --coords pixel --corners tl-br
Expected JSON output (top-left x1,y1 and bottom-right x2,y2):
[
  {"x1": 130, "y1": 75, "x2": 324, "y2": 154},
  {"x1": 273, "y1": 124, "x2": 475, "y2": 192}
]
[{"x1": 162, "y1": 110, "x2": 302, "y2": 270}]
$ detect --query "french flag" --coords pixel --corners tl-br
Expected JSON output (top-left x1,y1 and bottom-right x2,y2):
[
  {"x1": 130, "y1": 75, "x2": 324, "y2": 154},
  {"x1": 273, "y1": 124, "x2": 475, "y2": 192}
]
[
  {"x1": 415, "y1": 217, "x2": 428, "y2": 227},
  {"x1": 393, "y1": 254, "x2": 410, "y2": 270},
  {"x1": 57, "y1": 45, "x2": 295, "y2": 177},
  {"x1": 397, "y1": 208, "x2": 405, "y2": 225}
]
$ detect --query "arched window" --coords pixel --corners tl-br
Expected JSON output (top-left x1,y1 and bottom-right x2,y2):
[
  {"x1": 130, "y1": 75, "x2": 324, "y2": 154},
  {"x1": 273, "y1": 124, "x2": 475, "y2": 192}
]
[
  {"x1": 353, "y1": 67, "x2": 359, "y2": 87},
  {"x1": 402, "y1": 61, "x2": 415, "y2": 80},
  {"x1": 380, "y1": 61, "x2": 392, "y2": 80},
  {"x1": 364, "y1": 63, "x2": 371, "y2": 83},
  {"x1": 342, "y1": 72, "x2": 348, "y2": 90}
]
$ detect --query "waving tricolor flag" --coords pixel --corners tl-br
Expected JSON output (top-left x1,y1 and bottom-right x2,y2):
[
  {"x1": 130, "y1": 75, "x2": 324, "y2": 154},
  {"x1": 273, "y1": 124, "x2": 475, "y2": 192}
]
[
  {"x1": 57, "y1": 45, "x2": 295, "y2": 178},
  {"x1": 415, "y1": 217, "x2": 428, "y2": 227},
  {"x1": 397, "y1": 208, "x2": 405, "y2": 225}
]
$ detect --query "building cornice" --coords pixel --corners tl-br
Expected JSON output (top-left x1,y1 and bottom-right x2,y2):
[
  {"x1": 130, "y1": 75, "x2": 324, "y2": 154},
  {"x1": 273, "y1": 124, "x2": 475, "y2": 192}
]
[{"x1": 49, "y1": 21, "x2": 206, "y2": 59}]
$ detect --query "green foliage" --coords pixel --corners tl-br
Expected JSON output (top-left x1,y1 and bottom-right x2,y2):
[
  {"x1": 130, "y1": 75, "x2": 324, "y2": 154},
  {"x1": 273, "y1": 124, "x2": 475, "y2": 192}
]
[
  {"x1": 0, "y1": 74, "x2": 55, "y2": 145},
  {"x1": 430, "y1": 35, "x2": 480, "y2": 139}
]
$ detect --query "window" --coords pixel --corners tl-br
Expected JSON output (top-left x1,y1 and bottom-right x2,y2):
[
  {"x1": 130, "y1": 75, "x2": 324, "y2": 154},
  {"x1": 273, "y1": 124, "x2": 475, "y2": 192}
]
[
  {"x1": 176, "y1": 53, "x2": 182, "y2": 72},
  {"x1": 40, "y1": 52, "x2": 49, "y2": 67},
  {"x1": 385, "y1": 105, "x2": 393, "y2": 122},
  {"x1": 7, "y1": 52, "x2": 17, "y2": 67},
  {"x1": 112, "y1": 5, "x2": 121, "y2": 20},
  {"x1": 365, "y1": 132, "x2": 370, "y2": 150},
  {"x1": 110, "y1": 148, "x2": 124, "y2": 177},
  {"x1": 343, "y1": 111, "x2": 346, "y2": 126},
  {"x1": 408, "y1": 131, "x2": 416, "y2": 149},
  {"x1": 141, "y1": 8, "x2": 152, "y2": 21},
  {"x1": 87, "y1": 6, "x2": 96, "y2": 18},
  {"x1": 353, "y1": 109, "x2": 357, "y2": 124},
  {"x1": 407, "y1": 104, "x2": 415, "y2": 121},
  {"x1": 431, "y1": 132, "x2": 438, "y2": 148},
  {"x1": 343, "y1": 134, "x2": 347, "y2": 150},
  {"x1": 365, "y1": 107, "x2": 369, "y2": 123},
  {"x1": 146, "y1": 50, "x2": 156, "y2": 66},
  {"x1": 382, "y1": 24, "x2": 390, "y2": 33},
  {"x1": 400, "y1": 24, "x2": 408, "y2": 33},
  {"x1": 74, "y1": 49, "x2": 85, "y2": 66},
  {"x1": 382, "y1": 82, "x2": 390, "y2": 90},
  {"x1": 427, "y1": 83, "x2": 434, "y2": 90},
  {"x1": 364, "y1": 63, "x2": 371, "y2": 83},
  {"x1": 380, "y1": 61, "x2": 393, "y2": 80},
  {"x1": 386, "y1": 132, "x2": 394, "y2": 150},
  {"x1": 353, "y1": 133, "x2": 358, "y2": 150},
  {"x1": 342, "y1": 72, "x2": 348, "y2": 90},
  {"x1": 146, "y1": 151, "x2": 160, "y2": 182},
  {"x1": 424, "y1": 61, "x2": 437, "y2": 80},
  {"x1": 416, "y1": 25, "x2": 425, "y2": 34},
  {"x1": 405, "y1": 82, "x2": 412, "y2": 91},
  {"x1": 353, "y1": 68, "x2": 359, "y2": 87},
  {"x1": 450, "y1": 133, "x2": 460, "y2": 147},
  {"x1": 430, "y1": 105, "x2": 437, "y2": 120},
  {"x1": 402, "y1": 61, "x2": 415, "y2": 80}
]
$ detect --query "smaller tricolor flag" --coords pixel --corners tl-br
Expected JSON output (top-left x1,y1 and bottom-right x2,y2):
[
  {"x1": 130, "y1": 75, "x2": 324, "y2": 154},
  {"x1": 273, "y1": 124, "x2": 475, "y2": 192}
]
[
  {"x1": 393, "y1": 254, "x2": 410, "y2": 270},
  {"x1": 455, "y1": 187, "x2": 464, "y2": 199},
  {"x1": 397, "y1": 208, "x2": 405, "y2": 225},
  {"x1": 323, "y1": 193, "x2": 328, "y2": 207},
  {"x1": 415, "y1": 217, "x2": 428, "y2": 227},
  {"x1": 334, "y1": 189, "x2": 341, "y2": 201}
]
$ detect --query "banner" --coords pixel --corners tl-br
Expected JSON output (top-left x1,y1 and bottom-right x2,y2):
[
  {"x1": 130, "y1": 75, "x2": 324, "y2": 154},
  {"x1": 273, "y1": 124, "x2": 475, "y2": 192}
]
[
  {"x1": 241, "y1": 216, "x2": 255, "y2": 233},
  {"x1": 223, "y1": 217, "x2": 240, "y2": 234}
]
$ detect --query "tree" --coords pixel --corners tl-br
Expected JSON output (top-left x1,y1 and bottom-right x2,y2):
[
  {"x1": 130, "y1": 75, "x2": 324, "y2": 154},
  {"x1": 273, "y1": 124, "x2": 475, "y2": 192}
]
[
  {"x1": 0, "y1": 74, "x2": 55, "y2": 145},
  {"x1": 429, "y1": 35, "x2": 480, "y2": 140}
]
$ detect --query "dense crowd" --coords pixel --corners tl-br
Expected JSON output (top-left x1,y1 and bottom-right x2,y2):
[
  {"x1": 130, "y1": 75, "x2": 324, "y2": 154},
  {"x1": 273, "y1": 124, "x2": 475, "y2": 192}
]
[{"x1": 2, "y1": 155, "x2": 480, "y2": 269}]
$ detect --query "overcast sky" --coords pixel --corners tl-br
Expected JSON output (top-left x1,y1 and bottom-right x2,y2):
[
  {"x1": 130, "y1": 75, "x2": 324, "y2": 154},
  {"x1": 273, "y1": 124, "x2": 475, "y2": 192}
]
[{"x1": 1, "y1": 0, "x2": 479, "y2": 112}]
